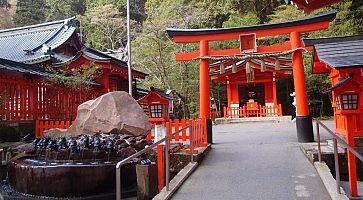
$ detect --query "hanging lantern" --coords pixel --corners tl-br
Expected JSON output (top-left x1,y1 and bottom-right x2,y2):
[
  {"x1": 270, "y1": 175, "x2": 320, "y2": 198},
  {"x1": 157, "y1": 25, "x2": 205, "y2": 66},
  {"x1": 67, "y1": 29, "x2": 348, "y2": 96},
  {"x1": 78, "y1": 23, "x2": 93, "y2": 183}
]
[
  {"x1": 232, "y1": 62, "x2": 237, "y2": 73},
  {"x1": 220, "y1": 62, "x2": 225, "y2": 74},
  {"x1": 275, "y1": 58, "x2": 281, "y2": 70},
  {"x1": 260, "y1": 59, "x2": 266, "y2": 72}
]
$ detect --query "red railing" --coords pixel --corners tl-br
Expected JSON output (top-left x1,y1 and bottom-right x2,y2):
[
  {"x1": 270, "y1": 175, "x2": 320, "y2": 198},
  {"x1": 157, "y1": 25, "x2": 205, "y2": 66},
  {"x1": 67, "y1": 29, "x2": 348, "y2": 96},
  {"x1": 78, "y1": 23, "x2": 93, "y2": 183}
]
[
  {"x1": 146, "y1": 118, "x2": 207, "y2": 147},
  {"x1": 223, "y1": 104, "x2": 282, "y2": 118}
]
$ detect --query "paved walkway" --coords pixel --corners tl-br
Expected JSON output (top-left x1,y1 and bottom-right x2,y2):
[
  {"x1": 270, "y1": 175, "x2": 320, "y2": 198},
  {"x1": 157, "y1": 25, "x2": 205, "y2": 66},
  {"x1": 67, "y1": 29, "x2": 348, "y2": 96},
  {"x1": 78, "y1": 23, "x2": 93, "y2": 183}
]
[{"x1": 172, "y1": 121, "x2": 331, "y2": 200}]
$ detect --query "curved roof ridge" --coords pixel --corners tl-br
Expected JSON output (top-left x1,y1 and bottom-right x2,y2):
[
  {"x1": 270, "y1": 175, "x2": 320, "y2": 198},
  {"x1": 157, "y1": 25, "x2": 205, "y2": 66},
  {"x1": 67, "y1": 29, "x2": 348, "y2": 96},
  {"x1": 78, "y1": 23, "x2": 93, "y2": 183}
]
[{"x1": 0, "y1": 17, "x2": 75, "y2": 35}]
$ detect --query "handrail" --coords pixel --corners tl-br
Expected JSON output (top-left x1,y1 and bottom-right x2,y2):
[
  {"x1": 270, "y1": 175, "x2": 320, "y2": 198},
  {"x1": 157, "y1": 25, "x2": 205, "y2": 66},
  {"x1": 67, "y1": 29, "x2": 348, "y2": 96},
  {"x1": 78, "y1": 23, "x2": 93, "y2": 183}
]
[
  {"x1": 315, "y1": 119, "x2": 363, "y2": 195},
  {"x1": 316, "y1": 120, "x2": 363, "y2": 162},
  {"x1": 115, "y1": 124, "x2": 192, "y2": 200}
]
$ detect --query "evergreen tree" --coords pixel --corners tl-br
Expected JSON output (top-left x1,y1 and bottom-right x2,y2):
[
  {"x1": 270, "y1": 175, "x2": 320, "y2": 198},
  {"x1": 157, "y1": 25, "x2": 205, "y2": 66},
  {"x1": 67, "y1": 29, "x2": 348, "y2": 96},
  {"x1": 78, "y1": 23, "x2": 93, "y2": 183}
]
[
  {"x1": 13, "y1": 0, "x2": 46, "y2": 26},
  {"x1": 46, "y1": 0, "x2": 86, "y2": 21}
]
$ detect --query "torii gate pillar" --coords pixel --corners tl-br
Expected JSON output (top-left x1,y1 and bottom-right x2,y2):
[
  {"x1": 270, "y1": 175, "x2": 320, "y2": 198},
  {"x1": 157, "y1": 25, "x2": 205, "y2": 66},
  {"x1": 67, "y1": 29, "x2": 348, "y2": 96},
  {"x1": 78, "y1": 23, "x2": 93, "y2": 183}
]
[
  {"x1": 199, "y1": 40, "x2": 210, "y2": 119},
  {"x1": 290, "y1": 32, "x2": 314, "y2": 142},
  {"x1": 200, "y1": 40, "x2": 213, "y2": 144}
]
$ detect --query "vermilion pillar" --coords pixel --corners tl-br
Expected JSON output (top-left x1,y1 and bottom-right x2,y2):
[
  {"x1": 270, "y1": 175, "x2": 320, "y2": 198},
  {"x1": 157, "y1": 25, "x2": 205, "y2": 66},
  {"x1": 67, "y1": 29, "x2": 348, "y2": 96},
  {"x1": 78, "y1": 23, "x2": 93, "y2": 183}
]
[
  {"x1": 226, "y1": 81, "x2": 232, "y2": 106},
  {"x1": 272, "y1": 77, "x2": 277, "y2": 106},
  {"x1": 347, "y1": 115, "x2": 358, "y2": 197},
  {"x1": 264, "y1": 82, "x2": 273, "y2": 103},
  {"x1": 230, "y1": 83, "x2": 239, "y2": 104},
  {"x1": 103, "y1": 71, "x2": 110, "y2": 93},
  {"x1": 199, "y1": 40, "x2": 210, "y2": 119},
  {"x1": 290, "y1": 32, "x2": 314, "y2": 142}
]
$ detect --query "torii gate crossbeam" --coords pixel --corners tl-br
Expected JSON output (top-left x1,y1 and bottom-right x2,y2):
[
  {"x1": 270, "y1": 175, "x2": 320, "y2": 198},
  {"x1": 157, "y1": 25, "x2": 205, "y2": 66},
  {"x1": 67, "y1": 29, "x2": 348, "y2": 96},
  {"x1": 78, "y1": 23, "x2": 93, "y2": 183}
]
[{"x1": 166, "y1": 11, "x2": 336, "y2": 142}]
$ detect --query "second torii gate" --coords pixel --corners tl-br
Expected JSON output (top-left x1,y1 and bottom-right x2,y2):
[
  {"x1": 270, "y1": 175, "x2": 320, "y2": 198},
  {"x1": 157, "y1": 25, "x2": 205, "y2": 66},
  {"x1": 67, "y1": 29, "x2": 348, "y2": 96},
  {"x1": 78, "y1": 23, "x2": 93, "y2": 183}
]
[{"x1": 166, "y1": 11, "x2": 336, "y2": 142}]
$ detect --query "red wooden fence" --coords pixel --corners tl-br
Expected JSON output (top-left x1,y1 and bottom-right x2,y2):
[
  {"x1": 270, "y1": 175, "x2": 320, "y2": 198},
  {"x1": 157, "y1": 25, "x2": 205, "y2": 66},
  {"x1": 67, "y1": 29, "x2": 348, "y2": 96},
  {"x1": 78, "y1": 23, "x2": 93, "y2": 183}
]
[
  {"x1": 0, "y1": 72, "x2": 100, "y2": 122},
  {"x1": 223, "y1": 104, "x2": 282, "y2": 118},
  {"x1": 147, "y1": 118, "x2": 206, "y2": 147},
  {"x1": 35, "y1": 120, "x2": 72, "y2": 138}
]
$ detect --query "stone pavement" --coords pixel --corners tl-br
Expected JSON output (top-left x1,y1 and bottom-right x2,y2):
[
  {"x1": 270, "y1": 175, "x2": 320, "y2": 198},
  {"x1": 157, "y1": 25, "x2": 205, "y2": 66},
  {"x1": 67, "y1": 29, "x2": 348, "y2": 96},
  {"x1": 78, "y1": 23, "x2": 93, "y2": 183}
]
[{"x1": 171, "y1": 121, "x2": 331, "y2": 200}]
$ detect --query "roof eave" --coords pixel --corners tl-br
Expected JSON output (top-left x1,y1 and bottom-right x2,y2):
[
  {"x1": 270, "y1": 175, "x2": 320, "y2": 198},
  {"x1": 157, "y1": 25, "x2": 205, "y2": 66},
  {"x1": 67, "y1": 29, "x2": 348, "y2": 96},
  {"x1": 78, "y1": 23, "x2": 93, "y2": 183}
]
[{"x1": 166, "y1": 11, "x2": 336, "y2": 38}]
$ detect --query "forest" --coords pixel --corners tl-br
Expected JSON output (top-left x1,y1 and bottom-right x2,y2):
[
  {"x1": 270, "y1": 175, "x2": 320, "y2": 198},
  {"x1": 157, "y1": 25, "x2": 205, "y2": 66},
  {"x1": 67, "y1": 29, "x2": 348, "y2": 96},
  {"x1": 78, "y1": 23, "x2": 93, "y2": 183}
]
[{"x1": 0, "y1": 0, "x2": 362, "y2": 119}]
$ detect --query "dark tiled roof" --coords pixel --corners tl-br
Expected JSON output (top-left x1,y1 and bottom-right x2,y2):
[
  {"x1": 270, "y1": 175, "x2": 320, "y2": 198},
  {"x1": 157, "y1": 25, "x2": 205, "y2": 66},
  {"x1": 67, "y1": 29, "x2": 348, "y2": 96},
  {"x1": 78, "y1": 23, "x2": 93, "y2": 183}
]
[
  {"x1": 0, "y1": 18, "x2": 148, "y2": 78},
  {"x1": 82, "y1": 47, "x2": 148, "y2": 77},
  {"x1": 0, "y1": 57, "x2": 50, "y2": 76},
  {"x1": 322, "y1": 76, "x2": 351, "y2": 93},
  {"x1": 0, "y1": 58, "x2": 101, "y2": 86},
  {"x1": 303, "y1": 35, "x2": 363, "y2": 68},
  {"x1": 150, "y1": 88, "x2": 175, "y2": 100},
  {"x1": 0, "y1": 18, "x2": 77, "y2": 64},
  {"x1": 166, "y1": 11, "x2": 336, "y2": 37}
]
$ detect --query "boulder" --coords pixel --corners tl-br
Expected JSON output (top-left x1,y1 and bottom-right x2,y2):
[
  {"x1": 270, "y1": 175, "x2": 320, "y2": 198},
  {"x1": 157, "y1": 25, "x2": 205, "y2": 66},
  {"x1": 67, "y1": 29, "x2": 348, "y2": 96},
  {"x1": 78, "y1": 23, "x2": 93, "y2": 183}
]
[{"x1": 45, "y1": 91, "x2": 151, "y2": 138}]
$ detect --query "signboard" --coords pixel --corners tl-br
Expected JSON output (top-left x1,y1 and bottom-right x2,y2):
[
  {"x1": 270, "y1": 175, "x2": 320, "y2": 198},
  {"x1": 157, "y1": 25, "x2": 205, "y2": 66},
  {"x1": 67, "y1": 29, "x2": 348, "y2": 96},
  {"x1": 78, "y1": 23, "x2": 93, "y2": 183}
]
[
  {"x1": 154, "y1": 124, "x2": 166, "y2": 144},
  {"x1": 239, "y1": 33, "x2": 257, "y2": 53}
]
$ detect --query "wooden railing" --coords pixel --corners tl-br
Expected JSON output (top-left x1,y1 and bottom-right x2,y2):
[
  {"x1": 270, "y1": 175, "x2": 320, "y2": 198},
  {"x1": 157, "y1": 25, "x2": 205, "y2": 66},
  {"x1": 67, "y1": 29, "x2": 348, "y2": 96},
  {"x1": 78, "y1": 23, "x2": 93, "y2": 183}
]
[
  {"x1": 223, "y1": 104, "x2": 282, "y2": 118},
  {"x1": 147, "y1": 118, "x2": 207, "y2": 147},
  {"x1": 35, "y1": 118, "x2": 207, "y2": 148}
]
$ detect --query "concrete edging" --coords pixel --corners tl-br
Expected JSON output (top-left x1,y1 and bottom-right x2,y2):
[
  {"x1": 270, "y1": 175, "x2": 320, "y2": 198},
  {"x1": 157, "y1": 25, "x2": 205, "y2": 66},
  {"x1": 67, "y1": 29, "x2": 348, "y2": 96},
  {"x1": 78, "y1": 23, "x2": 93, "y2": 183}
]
[
  {"x1": 216, "y1": 116, "x2": 292, "y2": 124},
  {"x1": 314, "y1": 162, "x2": 349, "y2": 200},
  {"x1": 152, "y1": 162, "x2": 198, "y2": 200}
]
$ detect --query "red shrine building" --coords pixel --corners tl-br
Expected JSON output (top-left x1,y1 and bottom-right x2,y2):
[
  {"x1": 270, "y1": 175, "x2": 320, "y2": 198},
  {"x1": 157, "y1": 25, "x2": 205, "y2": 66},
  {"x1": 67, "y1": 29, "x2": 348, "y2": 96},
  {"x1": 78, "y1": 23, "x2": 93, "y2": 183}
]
[
  {"x1": 304, "y1": 35, "x2": 363, "y2": 197},
  {"x1": 0, "y1": 18, "x2": 147, "y2": 122},
  {"x1": 166, "y1": 11, "x2": 336, "y2": 142}
]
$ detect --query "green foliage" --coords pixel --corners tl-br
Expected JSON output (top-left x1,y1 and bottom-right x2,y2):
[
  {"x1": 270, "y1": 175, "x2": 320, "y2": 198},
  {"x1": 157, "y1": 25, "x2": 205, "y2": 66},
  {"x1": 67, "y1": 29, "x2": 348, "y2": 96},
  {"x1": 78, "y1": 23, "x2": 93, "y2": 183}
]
[
  {"x1": 80, "y1": 4, "x2": 127, "y2": 50},
  {"x1": 47, "y1": 63, "x2": 101, "y2": 90},
  {"x1": 268, "y1": 5, "x2": 307, "y2": 23},
  {"x1": 45, "y1": 0, "x2": 85, "y2": 21},
  {"x1": 222, "y1": 12, "x2": 260, "y2": 28},
  {"x1": 0, "y1": 0, "x2": 8, "y2": 7},
  {"x1": 133, "y1": 0, "x2": 207, "y2": 118},
  {"x1": 85, "y1": 0, "x2": 124, "y2": 9},
  {"x1": 13, "y1": 0, "x2": 46, "y2": 26},
  {"x1": 310, "y1": 1, "x2": 363, "y2": 38}
]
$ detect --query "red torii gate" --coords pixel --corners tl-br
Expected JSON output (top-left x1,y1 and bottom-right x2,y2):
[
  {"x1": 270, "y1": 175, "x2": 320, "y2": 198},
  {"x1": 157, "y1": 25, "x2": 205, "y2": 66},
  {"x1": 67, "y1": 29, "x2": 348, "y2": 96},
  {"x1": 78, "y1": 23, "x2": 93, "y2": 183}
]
[{"x1": 166, "y1": 11, "x2": 336, "y2": 142}]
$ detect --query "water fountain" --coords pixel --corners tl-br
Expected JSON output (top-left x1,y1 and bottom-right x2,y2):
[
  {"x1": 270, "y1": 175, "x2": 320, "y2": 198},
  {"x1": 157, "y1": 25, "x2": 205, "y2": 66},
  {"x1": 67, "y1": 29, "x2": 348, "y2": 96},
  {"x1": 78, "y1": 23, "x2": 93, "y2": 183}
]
[
  {"x1": 8, "y1": 134, "x2": 152, "y2": 198},
  {"x1": 4, "y1": 91, "x2": 153, "y2": 199}
]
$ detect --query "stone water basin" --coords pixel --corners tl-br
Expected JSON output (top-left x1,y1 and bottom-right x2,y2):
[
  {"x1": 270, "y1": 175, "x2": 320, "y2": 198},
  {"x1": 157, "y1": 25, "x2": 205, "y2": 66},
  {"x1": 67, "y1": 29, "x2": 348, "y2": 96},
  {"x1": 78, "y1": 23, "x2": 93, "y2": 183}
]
[{"x1": 8, "y1": 156, "x2": 137, "y2": 197}]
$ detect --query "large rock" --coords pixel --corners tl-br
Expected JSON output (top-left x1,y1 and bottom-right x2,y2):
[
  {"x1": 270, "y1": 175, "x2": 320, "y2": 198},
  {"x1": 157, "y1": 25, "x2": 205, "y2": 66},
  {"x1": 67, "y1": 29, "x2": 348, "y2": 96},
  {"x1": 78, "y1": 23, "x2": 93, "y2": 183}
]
[{"x1": 45, "y1": 91, "x2": 151, "y2": 138}]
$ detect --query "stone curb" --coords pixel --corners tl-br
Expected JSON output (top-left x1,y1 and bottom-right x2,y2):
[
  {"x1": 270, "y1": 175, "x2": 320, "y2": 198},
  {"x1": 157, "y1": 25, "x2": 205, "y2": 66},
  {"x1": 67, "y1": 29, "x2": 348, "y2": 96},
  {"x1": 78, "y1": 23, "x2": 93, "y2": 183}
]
[
  {"x1": 152, "y1": 162, "x2": 198, "y2": 200},
  {"x1": 152, "y1": 144, "x2": 211, "y2": 200},
  {"x1": 215, "y1": 116, "x2": 292, "y2": 124},
  {"x1": 314, "y1": 162, "x2": 349, "y2": 200}
]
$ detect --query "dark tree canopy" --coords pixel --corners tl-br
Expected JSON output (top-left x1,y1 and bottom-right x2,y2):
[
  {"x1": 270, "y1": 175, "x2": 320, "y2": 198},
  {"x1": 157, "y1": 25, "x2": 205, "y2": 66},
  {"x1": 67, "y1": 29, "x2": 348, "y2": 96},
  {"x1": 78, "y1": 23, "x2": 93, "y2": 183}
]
[{"x1": 13, "y1": 0, "x2": 46, "y2": 26}]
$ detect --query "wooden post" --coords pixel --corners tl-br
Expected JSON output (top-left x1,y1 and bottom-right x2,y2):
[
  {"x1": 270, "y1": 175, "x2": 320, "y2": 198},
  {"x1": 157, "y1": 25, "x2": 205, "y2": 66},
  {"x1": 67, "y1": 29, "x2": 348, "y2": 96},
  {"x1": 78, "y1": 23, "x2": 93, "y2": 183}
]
[
  {"x1": 230, "y1": 83, "x2": 239, "y2": 105},
  {"x1": 290, "y1": 31, "x2": 314, "y2": 142},
  {"x1": 272, "y1": 77, "x2": 277, "y2": 106},
  {"x1": 347, "y1": 115, "x2": 358, "y2": 197},
  {"x1": 157, "y1": 145, "x2": 164, "y2": 191},
  {"x1": 136, "y1": 163, "x2": 158, "y2": 200},
  {"x1": 103, "y1": 71, "x2": 110, "y2": 93},
  {"x1": 227, "y1": 81, "x2": 232, "y2": 107},
  {"x1": 199, "y1": 40, "x2": 210, "y2": 119}
]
